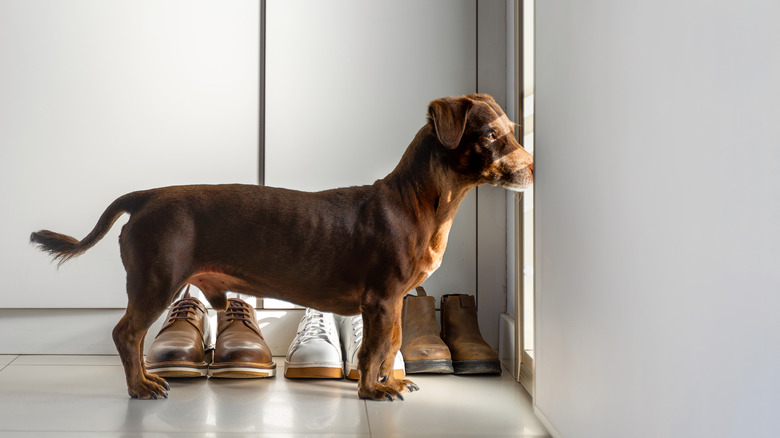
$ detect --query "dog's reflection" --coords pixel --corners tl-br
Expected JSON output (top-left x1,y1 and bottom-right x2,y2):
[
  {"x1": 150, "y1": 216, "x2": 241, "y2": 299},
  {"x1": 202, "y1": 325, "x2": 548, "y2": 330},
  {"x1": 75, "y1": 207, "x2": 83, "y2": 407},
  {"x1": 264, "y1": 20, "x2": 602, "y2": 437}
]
[{"x1": 120, "y1": 377, "x2": 363, "y2": 434}]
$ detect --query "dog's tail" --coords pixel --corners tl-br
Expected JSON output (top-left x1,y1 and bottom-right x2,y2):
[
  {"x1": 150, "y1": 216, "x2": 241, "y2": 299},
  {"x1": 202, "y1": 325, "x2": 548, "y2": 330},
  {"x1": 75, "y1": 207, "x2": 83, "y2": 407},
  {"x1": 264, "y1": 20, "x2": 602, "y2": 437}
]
[{"x1": 30, "y1": 191, "x2": 150, "y2": 266}]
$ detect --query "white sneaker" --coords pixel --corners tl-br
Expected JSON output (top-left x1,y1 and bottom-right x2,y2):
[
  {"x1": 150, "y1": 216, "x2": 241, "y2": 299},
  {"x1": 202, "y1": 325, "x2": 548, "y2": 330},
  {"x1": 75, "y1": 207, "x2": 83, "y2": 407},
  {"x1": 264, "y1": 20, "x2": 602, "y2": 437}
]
[
  {"x1": 284, "y1": 308, "x2": 344, "y2": 378},
  {"x1": 336, "y1": 314, "x2": 405, "y2": 380}
]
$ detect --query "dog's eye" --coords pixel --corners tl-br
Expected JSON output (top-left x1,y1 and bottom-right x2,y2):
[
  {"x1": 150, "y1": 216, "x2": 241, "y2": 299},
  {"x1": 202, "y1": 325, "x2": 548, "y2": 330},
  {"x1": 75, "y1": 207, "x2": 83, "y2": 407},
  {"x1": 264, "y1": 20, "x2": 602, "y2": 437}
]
[{"x1": 486, "y1": 132, "x2": 497, "y2": 141}]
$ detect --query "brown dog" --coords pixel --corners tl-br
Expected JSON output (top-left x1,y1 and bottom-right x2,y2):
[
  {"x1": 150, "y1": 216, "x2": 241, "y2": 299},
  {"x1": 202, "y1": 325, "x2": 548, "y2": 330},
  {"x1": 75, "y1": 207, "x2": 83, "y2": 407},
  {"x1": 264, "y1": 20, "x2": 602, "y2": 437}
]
[{"x1": 30, "y1": 94, "x2": 532, "y2": 401}]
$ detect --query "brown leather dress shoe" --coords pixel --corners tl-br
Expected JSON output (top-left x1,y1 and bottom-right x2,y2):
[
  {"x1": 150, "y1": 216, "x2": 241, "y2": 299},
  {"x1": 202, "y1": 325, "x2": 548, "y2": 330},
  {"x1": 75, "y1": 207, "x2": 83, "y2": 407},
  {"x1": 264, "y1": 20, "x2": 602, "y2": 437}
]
[
  {"x1": 400, "y1": 287, "x2": 453, "y2": 374},
  {"x1": 440, "y1": 293, "x2": 501, "y2": 374},
  {"x1": 146, "y1": 291, "x2": 212, "y2": 378},
  {"x1": 210, "y1": 298, "x2": 276, "y2": 378}
]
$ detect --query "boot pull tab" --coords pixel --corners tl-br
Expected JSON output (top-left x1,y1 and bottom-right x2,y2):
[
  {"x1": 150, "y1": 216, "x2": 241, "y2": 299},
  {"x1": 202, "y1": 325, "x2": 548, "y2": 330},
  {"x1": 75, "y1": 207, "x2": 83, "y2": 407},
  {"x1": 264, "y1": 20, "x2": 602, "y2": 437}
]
[
  {"x1": 460, "y1": 294, "x2": 476, "y2": 308},
  {"x1": 415, "y1": 286, "x2": 428, "y2": 297}
]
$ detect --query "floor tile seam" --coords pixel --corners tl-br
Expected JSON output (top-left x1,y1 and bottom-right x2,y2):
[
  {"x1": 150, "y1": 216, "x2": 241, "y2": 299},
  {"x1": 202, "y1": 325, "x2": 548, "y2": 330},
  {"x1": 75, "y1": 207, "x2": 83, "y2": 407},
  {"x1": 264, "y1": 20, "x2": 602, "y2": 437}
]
[
  {"x1": 0, "y1": 355, "x2": 20, "y2": 373},
  {"x1": 0, "y1": 428, "x2": 375, "y2": 437},
  {"x1": 0, "y1": 429, "x2": 253, "y2": 436},
  {"x1": 361, "y1": 435, "x2": 548, "y2": 438},
  {"x1": 17, "y1": 355, "x2": 121, "y2": 357},
  {"x1": 7, "y1": 364, "x2": 124, "y2": 367},
  {"x1": 363, "y1": 398, "x2": 374, "y2": 438}
]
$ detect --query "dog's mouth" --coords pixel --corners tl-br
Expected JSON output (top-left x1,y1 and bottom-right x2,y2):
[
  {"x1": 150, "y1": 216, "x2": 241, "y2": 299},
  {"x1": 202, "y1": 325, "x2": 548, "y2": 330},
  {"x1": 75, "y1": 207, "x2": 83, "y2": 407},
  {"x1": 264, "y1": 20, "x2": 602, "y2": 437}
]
[
  {"x1": 495, "y1": 167, "x2": 533, "y2": 192},
  {"x1": 498, "y1": 180, "x2": 532, "y2": 192}
]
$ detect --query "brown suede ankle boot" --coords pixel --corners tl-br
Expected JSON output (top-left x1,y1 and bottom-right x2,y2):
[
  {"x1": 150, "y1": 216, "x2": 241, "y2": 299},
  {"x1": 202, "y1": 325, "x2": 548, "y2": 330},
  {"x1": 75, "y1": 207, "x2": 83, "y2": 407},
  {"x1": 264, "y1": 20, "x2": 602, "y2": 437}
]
[
  {"x1": 440, "y1": 294, "x2": 501, "y2": 375},
  {"x1": 400, "y1": 287, "x2": 453, "y2": 374}
]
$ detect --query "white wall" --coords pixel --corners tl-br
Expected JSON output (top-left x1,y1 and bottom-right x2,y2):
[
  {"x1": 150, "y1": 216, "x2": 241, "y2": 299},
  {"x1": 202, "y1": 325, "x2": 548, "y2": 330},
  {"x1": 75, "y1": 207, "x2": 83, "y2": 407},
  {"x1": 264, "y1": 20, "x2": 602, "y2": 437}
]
[
  {"x1": 0, "y1": 0, "x2": 259, "y2": 308},
  {"x1": 535, "y1": 1, "x2": 780, "y2": 437}
]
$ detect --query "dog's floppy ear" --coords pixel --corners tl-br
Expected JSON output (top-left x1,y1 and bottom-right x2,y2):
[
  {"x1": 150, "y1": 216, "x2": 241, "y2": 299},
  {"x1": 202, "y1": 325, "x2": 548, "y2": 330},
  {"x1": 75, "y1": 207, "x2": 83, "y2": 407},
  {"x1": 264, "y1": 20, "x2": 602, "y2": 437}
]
[
  {"x1": 466, "y1": 93, "x2": 496, "y2": 103},
  {"x1": 428, "y1": 97, "x2": 473, "y2": 149}
]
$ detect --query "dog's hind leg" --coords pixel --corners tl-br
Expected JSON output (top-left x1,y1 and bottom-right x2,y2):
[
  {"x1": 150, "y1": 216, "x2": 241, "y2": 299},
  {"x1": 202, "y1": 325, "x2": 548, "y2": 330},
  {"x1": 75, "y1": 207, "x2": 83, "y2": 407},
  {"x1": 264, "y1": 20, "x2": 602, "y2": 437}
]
[
  {"x1": 113, "y1": 271, "x2": 180, "y2": 400},
  {"x1": 113, "y1": 311, "x2": 166, "y2": 399},
  {"x1": 114, "y1": 211, "x2": 198, "y2": 398},
  {"x1": 139, "y1": 335, "x2": 169, "y2": 389}
]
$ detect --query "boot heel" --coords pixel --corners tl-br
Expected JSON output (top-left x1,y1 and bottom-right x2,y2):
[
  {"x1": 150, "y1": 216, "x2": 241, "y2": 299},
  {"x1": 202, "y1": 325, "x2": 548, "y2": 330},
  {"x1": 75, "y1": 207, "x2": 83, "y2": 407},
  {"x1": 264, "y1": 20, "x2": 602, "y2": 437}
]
[
  {"x1": 441, "y1": 294, "x2": 501, "y2": 375},
  {"x1": 452, "y1": 359, "x2": 501, "y2": 375},
  {"x1": 404, "y1": 358, "x2": 454, "y2": 374}
]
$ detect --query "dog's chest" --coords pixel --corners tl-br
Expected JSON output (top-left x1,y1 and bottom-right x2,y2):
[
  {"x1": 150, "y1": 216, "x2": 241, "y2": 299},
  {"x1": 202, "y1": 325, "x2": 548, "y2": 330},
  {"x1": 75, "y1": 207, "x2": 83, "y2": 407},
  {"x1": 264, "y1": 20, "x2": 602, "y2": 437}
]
[
  {"x1": 420, "y1": 224, "x2": 452, "y2": 279},
  {"x1": 422, "y1": 254, "x2": 443, "y2": 278}
]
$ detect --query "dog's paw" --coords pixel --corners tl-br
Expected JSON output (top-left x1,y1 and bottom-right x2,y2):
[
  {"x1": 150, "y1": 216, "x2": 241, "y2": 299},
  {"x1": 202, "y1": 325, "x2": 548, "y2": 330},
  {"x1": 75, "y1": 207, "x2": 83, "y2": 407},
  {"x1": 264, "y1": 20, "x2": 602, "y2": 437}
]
[
  {"x1": 401, "y1": 378, "x2": 420, "y2": 393},
  {"x1": 358, "y1": 382, "x2": 408, "y2": 401},
  {"x1": 144, "y1": 372, "x2": 170, "y2": 391},
  {"x1": 382, "y1": 376, "x2": 419, "y2": 394},
  {"x1": 128, "y1": 379, "x2": 169, "y2": 400},
  {"x1": 359, "y1": 386, "x2": 398, "y2": 401}
]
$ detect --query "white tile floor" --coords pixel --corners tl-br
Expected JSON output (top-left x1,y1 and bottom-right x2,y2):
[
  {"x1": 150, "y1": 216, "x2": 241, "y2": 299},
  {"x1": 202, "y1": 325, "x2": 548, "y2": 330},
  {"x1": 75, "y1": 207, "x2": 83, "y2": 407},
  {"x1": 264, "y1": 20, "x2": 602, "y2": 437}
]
[{"x1": 0, "y1": 355, "x2": 550, "y2": 437}]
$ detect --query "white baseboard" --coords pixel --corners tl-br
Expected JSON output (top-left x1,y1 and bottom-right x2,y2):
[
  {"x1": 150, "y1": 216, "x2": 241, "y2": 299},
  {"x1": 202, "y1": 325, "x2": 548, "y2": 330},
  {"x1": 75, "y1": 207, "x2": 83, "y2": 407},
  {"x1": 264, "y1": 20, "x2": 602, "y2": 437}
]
[
  {"x1": 534, "y1": 405, "x2": 562, "y2": 438},
  {"x1": 498, "y1": 312, "x2": 517, "y2": 376},
  {"x1": 0, "y1": 308, "x2": 303, "y2": 356},
  {"x1": 519, "y1": 349, "x2": 534, "y2": 397}
]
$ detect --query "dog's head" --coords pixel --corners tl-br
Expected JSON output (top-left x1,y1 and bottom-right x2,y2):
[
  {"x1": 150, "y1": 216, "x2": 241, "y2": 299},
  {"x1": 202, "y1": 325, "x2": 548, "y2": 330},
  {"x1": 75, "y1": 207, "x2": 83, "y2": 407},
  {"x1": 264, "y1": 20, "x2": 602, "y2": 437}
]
[{"x1": 428, "y1": 94, "x2": 533, "y2": 191}]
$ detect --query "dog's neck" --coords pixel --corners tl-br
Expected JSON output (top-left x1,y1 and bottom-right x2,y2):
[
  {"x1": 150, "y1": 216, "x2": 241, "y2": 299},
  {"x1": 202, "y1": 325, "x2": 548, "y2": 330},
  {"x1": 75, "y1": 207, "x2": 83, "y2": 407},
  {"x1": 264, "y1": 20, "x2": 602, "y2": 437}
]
[{"x1": 381, "y1": 124, "x2": 473, "y2": 224}]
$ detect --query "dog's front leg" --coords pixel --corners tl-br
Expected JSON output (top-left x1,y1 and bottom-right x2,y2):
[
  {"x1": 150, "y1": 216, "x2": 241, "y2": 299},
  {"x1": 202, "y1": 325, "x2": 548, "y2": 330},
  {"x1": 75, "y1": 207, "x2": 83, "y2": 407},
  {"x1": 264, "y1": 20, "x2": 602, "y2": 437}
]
[
  {"x1": 379, "y1": 308, "x2": 419, "y2": 395},
  {"x1": 357, "y1": 295, "x2": 416, "y2": 401}
]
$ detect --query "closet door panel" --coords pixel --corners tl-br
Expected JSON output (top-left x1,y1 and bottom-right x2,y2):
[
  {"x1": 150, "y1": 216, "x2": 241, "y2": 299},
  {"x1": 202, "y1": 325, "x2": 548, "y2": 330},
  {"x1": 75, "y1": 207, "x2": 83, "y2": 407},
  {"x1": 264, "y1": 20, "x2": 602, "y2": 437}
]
[
  {"x1": 265, "y1": 0, "x2": 477, "y2": 301},
  {"x1": 1, "y1": 0, "x2": 260, "y2": 308}
]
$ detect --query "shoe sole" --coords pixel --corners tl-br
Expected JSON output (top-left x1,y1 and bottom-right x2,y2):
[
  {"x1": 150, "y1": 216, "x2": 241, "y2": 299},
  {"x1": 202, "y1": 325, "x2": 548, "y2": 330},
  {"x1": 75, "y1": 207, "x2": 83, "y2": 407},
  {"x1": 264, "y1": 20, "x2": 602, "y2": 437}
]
[
  {"x1": 345, "y1": 368, "x2": 406, "y2": 380},
  {"x1": 146, "y1": 361, "x2": 209, "y2": 378},
  {"x1": 452, "y1": 359, "x2": 502, "y2": 375},
  {"x1": 209, "y1": 362, "x2": 277, "y2": 378},
  {"x1": 284, "y1": 366, "x2": 344, "y2": 379},
  {"x1": 403, "y1": 359, "x2": 454, "y2": 374}
]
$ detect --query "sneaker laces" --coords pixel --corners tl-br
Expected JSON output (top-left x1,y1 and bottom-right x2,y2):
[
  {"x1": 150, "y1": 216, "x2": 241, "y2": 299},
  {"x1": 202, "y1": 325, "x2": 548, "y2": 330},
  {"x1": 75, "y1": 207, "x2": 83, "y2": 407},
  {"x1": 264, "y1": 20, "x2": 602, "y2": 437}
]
[
  {"x1": 294, "y1": 308, "x2": 337, "y2": 348},
  {"x1": 350, "y1": 316, "x2": 363, "y2": 346}
]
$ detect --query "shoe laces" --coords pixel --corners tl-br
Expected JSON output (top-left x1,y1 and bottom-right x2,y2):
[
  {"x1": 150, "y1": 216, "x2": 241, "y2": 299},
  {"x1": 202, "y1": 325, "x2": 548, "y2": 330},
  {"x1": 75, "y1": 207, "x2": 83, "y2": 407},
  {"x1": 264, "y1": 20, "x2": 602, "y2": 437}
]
[
  {"x1": 225, "y1": 299, "x2": 252, "y2": 322},
  {"x1": 295, "y1": 308, "x2": 336, "y2": 346},
  {"x1": 168, "y1": 297, "x2": 201, "y2": 322},
  {"x1": 350, "y1": 316, "x2": 363, "y2": 346}
]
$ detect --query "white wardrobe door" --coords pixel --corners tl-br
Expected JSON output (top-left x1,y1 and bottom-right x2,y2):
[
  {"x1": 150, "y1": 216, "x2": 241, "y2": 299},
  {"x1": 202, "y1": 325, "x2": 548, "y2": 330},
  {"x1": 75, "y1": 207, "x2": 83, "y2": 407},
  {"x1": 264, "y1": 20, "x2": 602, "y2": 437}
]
[
  {"x1": 1, "y1": 0, "x2": 260, "y2": 308},
  {"x1": 265, "y1": 0, "x2": 477, "y2": 302}
]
